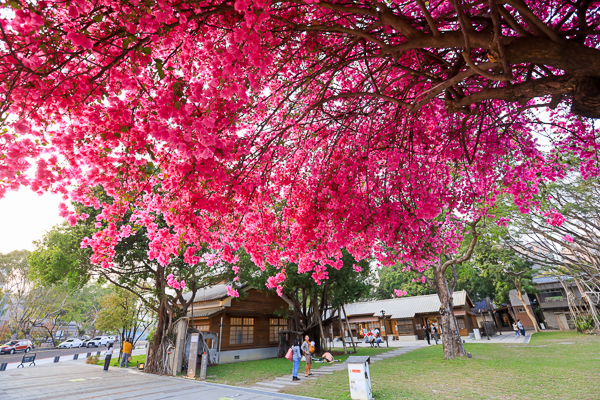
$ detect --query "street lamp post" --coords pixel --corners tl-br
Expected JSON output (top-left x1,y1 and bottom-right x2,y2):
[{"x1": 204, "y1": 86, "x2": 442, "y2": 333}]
[{"x1": 380, "y1": 310, "x2": 389, "y2": 347}]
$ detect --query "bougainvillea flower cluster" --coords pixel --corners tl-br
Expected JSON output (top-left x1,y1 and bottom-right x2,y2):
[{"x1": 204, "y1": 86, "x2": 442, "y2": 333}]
[{"x1": 1, "y1": 0, "x2": 598, "y2": 294}]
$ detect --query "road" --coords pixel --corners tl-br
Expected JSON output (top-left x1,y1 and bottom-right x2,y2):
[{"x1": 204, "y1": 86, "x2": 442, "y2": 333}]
[{"x1": 0, "y1": 343, "x2": 125, "y2": 364}]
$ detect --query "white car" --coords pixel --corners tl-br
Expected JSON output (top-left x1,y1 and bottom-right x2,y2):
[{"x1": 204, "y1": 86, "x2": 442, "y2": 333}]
[
  {"x1": 58, "y1": 338, "x2": 83, "y2": 348},
  {"x1": 86, "y1": 336, "x2": 114, "y2": 347}
]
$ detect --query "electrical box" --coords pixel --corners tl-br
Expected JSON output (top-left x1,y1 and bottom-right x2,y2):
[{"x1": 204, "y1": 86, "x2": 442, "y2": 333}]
[{"x1": 346, "y1": 356, "x2": 372, "y2": 400}]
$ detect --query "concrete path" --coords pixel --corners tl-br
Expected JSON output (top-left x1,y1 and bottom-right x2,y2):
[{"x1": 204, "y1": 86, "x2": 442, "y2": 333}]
[
  {"x1": 250, "y1": 346, "x2": 421, "y2": 393},
  {"x1": 0, "y1": 362, "x2": 318, "y2": 400},
  {"x1": 325, "y1": 330, "x2": 535, "y2": 350},
  {"x1": 463, "y1": 331, "x2": 532, "y2": 344}
]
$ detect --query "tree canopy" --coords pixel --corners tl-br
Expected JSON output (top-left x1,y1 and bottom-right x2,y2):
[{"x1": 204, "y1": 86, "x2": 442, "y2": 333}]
[{"x1": 1, "y1": 1, "x2": 598, "y2": 303}]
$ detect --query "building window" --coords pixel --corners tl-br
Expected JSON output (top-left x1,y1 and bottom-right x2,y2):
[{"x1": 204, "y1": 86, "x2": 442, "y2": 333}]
[
  {"x1": 457, "y1": 318, "x2": 465, "y2": 329},
  {"x1": 269, "y1": 318, "x2": 288, "y2": 342},
  {"x1": 517, "y1": 308, "x2": 526, "y2": 313},
  {"x1": 540, "y1": 289, "x2": 564, "y2": 301},
  {"x1": 229, "y1": 317, "x2": 254, "y2": 345},
  {"x1": 396, "y1": 319, "x2": 413, "y2": 335},
  {"x1": 196, "y1": 324, "x2": 210, "y2": 331}
]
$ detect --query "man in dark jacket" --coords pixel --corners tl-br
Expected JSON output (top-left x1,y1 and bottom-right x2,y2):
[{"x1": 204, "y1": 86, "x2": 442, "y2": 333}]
[{"x1": 423, "y1": 325, "x2": 431, "y2": 345}]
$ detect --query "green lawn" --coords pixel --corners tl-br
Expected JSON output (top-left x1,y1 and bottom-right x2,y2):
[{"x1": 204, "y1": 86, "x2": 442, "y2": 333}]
[
  {"x1": 94, "y1": 354, "x2": 146, "y2": 368},
  {"x1": 205, "y1": 347, "x2": 392, "y2": 387},
  {"x1": 283, "y1": 332, "x2": 600, "y2": 400}
]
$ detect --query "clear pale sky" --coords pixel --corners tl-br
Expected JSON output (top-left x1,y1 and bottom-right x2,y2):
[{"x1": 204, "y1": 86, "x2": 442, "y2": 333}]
[{"x1": 0, "y1": 188, "x2": 65, "y2": 253}]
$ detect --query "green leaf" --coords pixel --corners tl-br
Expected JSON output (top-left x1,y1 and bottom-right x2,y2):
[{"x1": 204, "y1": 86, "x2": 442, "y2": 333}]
[
  {"x1": 141, "y1": 47, "x2": 152, "y2": 55},
  {"x1": 174, "y1": 101, "x2": 181, "y2": 110},
  {"x1": 92, "y1": 14, "x2": 103, "y2": 22}
]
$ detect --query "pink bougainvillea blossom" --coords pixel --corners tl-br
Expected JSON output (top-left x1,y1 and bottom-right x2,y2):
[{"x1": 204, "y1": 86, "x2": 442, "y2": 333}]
[
  {"x1": 0, "y1": 0, "x2": 597, "y2": 300},
  {"x1": 226, "y1": 286, "x2": 239, "y2": 298},
  {"x1": 563, "y1": 235, "x2": 574, "y2": 243}
]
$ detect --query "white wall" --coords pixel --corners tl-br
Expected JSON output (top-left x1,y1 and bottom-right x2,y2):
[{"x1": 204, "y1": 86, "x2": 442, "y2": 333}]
[{"x1": 218, "y1": 347, "x2": 279, "y2": 363}]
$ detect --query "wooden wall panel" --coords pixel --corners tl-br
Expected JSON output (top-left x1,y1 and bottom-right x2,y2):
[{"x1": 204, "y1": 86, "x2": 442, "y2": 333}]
[{"x1": 189, "y1": 289, "x2": 291, "y2": 352}]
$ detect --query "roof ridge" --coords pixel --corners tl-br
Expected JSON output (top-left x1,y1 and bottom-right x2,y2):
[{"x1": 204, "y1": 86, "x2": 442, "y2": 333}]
[{"x1": 347, "y1": 290, "x2": 466, "y2": 306}]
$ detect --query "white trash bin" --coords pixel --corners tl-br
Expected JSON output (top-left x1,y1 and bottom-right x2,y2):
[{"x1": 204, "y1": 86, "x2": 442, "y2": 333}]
[
  {"x1": 346, "y1": 356, "x2": 372, "y2": 400},
  {"x1": 473, "y1": 328, "x2": 481, "y2": 340}
]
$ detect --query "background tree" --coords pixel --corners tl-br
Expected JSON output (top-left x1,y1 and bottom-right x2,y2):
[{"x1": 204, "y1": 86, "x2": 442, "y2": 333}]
[
  {"x1": 505, "y1": 172, "x2": 600, "y2": 330},
  {"x1": 96, "y1": 287, "x2": 154, "y2": 359},
  {"x1": 374, "y1": 266, "x2": 435, "y2": 300},
  {"x1": 29, "y1": 190, "x2": 233, "y2": 373}
]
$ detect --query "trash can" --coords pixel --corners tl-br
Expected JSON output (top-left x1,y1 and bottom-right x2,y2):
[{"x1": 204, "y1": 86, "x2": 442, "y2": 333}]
[
  {"x1": 473, "y1": 329, "x2": 481, "y2": 340},
  {"x1": 345, "y1": 356, "x2": 372, "y2": 400}
]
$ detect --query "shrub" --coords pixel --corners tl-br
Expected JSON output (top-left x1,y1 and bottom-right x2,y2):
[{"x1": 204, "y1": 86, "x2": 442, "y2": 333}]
[
  {"x1": 86, "y1": 355, "x2": 100, "y2": 365},
  {"x1": 575, "y1": 315, "x2": 595, "y2": 332}
]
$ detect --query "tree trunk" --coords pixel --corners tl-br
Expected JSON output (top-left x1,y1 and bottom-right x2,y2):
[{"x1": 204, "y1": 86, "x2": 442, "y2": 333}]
[
  {"x1": 338, "y1": 306, "x2": 348, "y2": 354},
  {"x1": 277, "y1": 330, "x2": 289, "y2": 358},
  {"x1": 342, "y1": 304, "x2": 357, "y2": 353},
  {"x1": 433, "y1": 265, "x2": 466, "y2": 359},
  {"x1": 313, "y1": 295, "x2": 327, "y2": 353},
  {"x1": 145, "y1": 266, "x2": 173, "y2": 375},
  {"x1": 574, "y1": 279, "x2": 600, "y2": 332},
  {"x1": 514, "y1": 290, "x2": 540, "y2": 333}
]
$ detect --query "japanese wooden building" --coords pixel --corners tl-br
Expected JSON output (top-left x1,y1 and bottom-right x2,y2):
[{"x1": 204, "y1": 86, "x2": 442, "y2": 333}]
[
  {"x1": 329, "y1": 291, "x2": 477, "y2": 340},
  {"x1": 183, "y1": 284, "x2": 293, "y2": 363}
]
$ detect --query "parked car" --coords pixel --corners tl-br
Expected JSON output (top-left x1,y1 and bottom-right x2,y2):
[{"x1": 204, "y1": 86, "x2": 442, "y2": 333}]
[
  {"x1": 58, "y1": 338, "x2": 84, "y2": 348},
  {"x1": 86, "y1": 336, "x2": 113, "y2": 347},
  {"x1": 0, "y1": 339, "x2": 33, "y2": 354},
  {"x1": 80, "y1": 335, "x2": 91, "y2": 341}
]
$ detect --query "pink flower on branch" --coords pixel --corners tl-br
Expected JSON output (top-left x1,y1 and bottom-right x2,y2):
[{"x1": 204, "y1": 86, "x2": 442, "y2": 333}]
[{"x1": 226, "y1": 286, "x2": 239, "y2": 298}]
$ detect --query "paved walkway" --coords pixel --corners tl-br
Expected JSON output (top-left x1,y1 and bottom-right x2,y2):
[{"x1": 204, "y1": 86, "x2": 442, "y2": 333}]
[
  {"x1": 464, "y1": 332, "x2": 532, "y2": 344},
  {"x1": 0, "y1": 362, "x2": 318, "y2": 400},
  {"x1": 250, "y1": 346, "x2": 421, "y2": 393}
]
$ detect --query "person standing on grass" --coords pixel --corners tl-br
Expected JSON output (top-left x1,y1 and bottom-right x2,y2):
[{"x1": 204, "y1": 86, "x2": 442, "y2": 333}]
[
  {"x1": 120, "y1": 338, "x2": 133, "y2": 368},
  {"x1": 432, "y1": 325, "x2": 439, "y2": 345},
  {"x1": 291, "y1": 339, "x2": 302, "y2": 381},
  {"x1": 513, "y1": 322, "x2": 521, "y2": 337},
  {"x1": 103, "y1": 343, "x2": 113, "y2": 372},
  {"x1": 517, "y1": 320, "x2": 525, "y2": 337},
  {"x1": 423, "y1": 325, "x2": 431, "y2": 345},
  {"x1": 301, "y1": 335, "x2": 313, "y2": 377}
]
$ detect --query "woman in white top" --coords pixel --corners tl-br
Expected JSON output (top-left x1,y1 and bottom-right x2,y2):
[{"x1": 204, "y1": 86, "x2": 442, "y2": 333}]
[{"x1": 104, "y1": 343, "x2": 114, "y2": 372}]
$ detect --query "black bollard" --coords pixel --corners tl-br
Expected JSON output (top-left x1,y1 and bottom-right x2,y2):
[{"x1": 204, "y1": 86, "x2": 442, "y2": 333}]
[
  {"x1": 73, "y1": 354, "x2": 78, "y2": 360},
  {"x1": 54, "y1": 356, "x2": 60, "y2": 363},
  {"x1": 0, "y1": 363, "x2": 7, "y2": 371}
]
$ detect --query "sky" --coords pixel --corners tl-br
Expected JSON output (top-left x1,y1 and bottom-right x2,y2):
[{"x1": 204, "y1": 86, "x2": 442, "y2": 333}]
[{"x1": 0, "y1": 188, "x2": 65, "y2": 253}]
